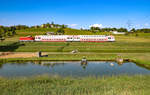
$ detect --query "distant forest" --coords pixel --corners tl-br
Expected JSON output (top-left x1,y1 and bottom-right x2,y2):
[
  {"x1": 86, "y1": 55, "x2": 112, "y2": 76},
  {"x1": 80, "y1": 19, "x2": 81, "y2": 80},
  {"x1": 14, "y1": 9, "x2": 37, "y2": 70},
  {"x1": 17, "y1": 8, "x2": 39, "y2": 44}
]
[{"x1": 0, "y1": 22, "x2": 150, "y2": 41}]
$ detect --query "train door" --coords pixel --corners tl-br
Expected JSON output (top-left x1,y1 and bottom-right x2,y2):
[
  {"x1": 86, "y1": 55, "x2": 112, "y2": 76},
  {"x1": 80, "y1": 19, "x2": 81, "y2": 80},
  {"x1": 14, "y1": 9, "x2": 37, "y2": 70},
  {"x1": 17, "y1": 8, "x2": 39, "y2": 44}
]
[
  {"x1": 73, "y1": 36, "x2": 80, "y2": 42},
  {"x1": 66, "y1": 36, "x2": 73, "y2": 42}
]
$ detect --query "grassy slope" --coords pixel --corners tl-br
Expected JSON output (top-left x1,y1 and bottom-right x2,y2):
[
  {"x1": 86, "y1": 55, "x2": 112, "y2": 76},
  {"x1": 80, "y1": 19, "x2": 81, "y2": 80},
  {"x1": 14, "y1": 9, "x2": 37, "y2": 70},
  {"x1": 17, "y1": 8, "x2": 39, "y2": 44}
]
[
  {"x1": 1, "y1": 36, "x2": 150, "y2": 53},
  {"x1": 0, "y1": 75, "x2": 150, "y2": 95},
  {"x1": 15, "y1": 28, "x2": 113, "y2": 36}
]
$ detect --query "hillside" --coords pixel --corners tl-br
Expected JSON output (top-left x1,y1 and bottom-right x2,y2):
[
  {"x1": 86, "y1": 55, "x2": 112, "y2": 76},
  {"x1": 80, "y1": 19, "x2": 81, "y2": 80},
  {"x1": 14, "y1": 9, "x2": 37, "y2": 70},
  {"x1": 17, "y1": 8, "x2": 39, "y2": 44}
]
[{"x1": 15, "y1": 28, "x2": 113, "y2": 36}]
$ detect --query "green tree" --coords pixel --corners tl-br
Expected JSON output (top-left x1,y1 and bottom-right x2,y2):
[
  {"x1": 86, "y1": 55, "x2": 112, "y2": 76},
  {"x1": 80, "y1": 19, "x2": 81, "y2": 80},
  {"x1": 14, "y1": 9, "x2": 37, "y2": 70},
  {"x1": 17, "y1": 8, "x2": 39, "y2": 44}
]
[
  {"x1": 117, "y1": 28, "x2": 128, "y2": 32},
  {"x1": 51, "y1": 21, "x2": 54, "y2": 25},
  {"x1": 0, "y1": 28, "x2": 5, "y2": 41},
  {"x1": 12, "y1": 30, "x2": 16, "y2": 36},
  {"x1": 7, "y1": 31, "x2": 11, "y2": 37},
  {"x1": 90, "y1": 27, "x2": 100, "y2": 31},
  {"x1": 130, "y1": 28, "x2": 136, "y2": 32},
  {"x1": 46, "y1": 23, "x2": 51, "y2": 28},
  {"x1": 61, "y1": 24, "x2": 67, "y2": 29},
  {"x1": 57, "y1": 28, "x2": 65, "y2": 34},
  {"x1": 15, "y1": 25, "x2": 29, "y2": 30}
]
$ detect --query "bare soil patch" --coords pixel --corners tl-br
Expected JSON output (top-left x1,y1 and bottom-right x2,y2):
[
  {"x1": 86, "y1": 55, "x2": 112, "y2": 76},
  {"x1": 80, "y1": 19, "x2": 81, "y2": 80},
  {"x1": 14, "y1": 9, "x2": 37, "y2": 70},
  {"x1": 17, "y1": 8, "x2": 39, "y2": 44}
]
[{"x1": 0, "y1": 52, "x2": 37, "y2": 58}]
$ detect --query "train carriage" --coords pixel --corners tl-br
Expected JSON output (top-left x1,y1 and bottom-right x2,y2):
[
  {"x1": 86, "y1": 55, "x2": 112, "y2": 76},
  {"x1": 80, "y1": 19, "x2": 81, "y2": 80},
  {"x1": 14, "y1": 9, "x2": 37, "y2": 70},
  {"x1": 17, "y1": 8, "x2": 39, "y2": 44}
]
[
  {"x1": 20, "y1": 35, "x2": 115, "y2": 42},
  {"x1": 19, "y1": 36, "x2": 34, "y2": 42},
  {"x1": 34, "y1": 35, "x2": 115, "y2": 42}
]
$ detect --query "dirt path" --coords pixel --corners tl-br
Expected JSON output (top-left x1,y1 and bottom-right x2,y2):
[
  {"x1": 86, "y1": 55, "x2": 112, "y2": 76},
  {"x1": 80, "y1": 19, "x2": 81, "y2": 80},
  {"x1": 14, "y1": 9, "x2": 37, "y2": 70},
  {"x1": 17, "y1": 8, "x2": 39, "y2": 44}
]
[
  {"x1": 0, "y1": 52, "x2": 112, "y2": 58},
  {"x1": 0, "y1": 52, "x2": 37, "y2": 58}
]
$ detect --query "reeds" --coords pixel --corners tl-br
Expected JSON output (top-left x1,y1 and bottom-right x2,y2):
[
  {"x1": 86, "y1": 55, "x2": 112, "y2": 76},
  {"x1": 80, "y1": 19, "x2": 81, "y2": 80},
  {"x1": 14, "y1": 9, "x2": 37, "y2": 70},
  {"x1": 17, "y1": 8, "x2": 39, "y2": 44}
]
[{"x1": 0, "y1": 75, "x2": 149, "y2": 95}]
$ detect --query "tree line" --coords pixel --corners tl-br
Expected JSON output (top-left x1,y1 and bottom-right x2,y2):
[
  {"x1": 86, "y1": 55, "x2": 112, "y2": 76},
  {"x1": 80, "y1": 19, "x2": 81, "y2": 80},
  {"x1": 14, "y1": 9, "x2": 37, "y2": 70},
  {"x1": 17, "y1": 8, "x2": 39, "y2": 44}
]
[
  {"x1": 89, "y1": 27, "x2": 150, "y2": 33},
  {"x1": 0, "y1": 26, "x2": 16, "y2": 41},
  {"x1": 89, "y1": 27, "x2": 128, "y2": 32}
]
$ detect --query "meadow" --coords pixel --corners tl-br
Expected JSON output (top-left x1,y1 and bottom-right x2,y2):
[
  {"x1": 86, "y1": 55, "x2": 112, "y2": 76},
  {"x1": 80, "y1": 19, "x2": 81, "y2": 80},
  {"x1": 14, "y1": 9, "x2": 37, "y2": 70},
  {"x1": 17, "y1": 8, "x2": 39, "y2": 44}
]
[{"x1": 0, "y1": 75, "x2": 150, "y2": 95}]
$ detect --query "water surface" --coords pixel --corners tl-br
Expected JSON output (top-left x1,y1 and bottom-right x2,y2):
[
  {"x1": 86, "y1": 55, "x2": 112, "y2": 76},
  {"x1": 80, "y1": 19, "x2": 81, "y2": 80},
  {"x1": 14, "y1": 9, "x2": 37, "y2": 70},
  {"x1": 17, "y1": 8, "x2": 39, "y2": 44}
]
[{"x1": 0, "y1": 61, "x2": 150, "y2": 77}]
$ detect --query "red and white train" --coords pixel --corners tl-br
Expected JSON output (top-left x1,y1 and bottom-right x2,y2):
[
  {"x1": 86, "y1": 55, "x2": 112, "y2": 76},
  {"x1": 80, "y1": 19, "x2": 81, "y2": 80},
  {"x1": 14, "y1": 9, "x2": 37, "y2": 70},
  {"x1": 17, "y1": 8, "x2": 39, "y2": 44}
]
[{"x1": 19, "y1": 35, "x2": 115, "y2": 42}]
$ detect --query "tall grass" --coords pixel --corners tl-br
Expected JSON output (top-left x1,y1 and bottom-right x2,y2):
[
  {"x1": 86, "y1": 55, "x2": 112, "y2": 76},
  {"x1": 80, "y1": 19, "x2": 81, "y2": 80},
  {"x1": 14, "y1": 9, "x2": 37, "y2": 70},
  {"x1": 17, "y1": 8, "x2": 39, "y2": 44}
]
[{"x1": 0, "y1": 75, "x2": 149, "y2": 95}]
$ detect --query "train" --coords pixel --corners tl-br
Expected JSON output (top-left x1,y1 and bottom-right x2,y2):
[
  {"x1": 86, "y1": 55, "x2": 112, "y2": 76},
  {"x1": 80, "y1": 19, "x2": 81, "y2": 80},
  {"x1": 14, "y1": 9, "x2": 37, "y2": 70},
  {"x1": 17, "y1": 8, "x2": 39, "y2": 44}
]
[{"x1": 19, "y1": 35, "x2": 115, "y2": 42}]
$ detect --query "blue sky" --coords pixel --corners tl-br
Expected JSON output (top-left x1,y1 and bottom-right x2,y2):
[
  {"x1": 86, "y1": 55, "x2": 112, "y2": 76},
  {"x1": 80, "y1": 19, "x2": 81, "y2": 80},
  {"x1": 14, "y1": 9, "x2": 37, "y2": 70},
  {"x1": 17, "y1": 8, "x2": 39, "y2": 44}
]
[{"x1": 0, "y1": 0, "x2": 150, "y2": 29}]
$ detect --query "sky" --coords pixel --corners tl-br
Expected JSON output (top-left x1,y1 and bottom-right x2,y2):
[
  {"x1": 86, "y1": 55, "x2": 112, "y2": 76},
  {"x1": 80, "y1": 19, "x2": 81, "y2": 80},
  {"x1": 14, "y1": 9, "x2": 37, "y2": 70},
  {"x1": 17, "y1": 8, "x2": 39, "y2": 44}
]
[{"x1": 0, "y1": 0, "x2": 150, "y2": 29}]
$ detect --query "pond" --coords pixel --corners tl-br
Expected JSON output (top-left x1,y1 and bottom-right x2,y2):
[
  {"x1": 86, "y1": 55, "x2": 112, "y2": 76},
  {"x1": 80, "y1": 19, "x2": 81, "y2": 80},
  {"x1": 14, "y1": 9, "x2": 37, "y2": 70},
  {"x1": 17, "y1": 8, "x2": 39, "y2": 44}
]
[{"x1": 0, "y1": 61, "x2": 150, "y2": 78}]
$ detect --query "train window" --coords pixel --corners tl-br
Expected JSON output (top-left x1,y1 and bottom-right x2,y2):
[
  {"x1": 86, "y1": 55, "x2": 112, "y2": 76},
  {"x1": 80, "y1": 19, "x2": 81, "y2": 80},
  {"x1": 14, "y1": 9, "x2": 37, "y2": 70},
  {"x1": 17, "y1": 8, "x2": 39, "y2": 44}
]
[{"x1": 108, "y1": 37, "x2": 111, "y2": 39}]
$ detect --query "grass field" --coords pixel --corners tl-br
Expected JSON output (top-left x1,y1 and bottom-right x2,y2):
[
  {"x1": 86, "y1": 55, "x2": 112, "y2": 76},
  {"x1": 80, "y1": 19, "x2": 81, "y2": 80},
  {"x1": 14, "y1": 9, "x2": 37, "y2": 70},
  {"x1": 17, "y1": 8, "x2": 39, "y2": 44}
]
[
  {"x1": 1, "y1": 36, "x2": 150, "y2": 53},
  {"x1": 0, "y1": 75, "x2": 149, "y2": 95},
  {"x1": 1, "y1": 29, "x2": 150, "y2": 64}
]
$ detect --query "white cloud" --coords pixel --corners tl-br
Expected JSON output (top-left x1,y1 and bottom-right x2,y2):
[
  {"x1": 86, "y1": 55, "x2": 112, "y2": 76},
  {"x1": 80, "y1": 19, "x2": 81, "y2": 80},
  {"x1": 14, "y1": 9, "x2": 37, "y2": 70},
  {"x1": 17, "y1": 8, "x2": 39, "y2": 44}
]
[
  {"x1": 68, "y1": 24, "x2": 78, "y2": 27},
  {"x1": 89, "y1": 24, "x2": 103, "y2": 28},
  {"x1": 135, "y1": 24, "x2": 140, "y2": 28},
  {"x1": 144, "y1": 23, "x2": 149, "y2": 27}
]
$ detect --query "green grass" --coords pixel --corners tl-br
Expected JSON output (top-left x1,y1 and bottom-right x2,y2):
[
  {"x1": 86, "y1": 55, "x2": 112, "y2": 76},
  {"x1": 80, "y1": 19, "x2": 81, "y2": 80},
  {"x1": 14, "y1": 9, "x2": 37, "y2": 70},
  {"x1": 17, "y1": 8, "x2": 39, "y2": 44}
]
[
  {"x1": 128, "y1": 33, "x2": 150, "y2": 38},
  {"x1": 15, "y1": 28, "x2": 57, "y2": 36},
  {"x1": 1, "y1": 36, "x2": 150, "y2": 53},
  {"x1": 15, "y1": 28, "x2": 113, "y2": 36},
  {"x1": 0, "y1": 53, "x2": 117, "y2": 62},
  {"x1": 0, "y1": 75, "x2": 149, "y2": 95}
]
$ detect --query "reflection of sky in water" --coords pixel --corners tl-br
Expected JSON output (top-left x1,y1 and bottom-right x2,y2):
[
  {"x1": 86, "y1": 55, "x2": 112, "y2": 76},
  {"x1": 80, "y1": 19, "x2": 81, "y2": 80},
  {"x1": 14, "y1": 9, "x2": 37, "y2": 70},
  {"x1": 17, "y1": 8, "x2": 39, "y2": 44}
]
[{"x1": 0, "y1": 61, "x2": 150, "y2": 78}]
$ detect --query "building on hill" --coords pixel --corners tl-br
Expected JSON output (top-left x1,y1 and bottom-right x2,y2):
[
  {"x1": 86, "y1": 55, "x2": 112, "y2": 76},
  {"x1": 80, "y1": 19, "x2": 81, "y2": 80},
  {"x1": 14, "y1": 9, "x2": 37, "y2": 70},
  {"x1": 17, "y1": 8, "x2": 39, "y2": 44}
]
[
  {"x1": 40, "y1": 24, "x2": 61, "y2": 28},
  {"x1": 46, "y1": 32, "x2": 55, "y2": 35},
  {"x1": 41, "y1": 24, "x2": 45, "y2": 28},
  {"x1": 50, "y1": 24, "x2": 54, "y2": 28},
  {"x1": 111, "y1": 31, "x2": 125, "y2": 34}
]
